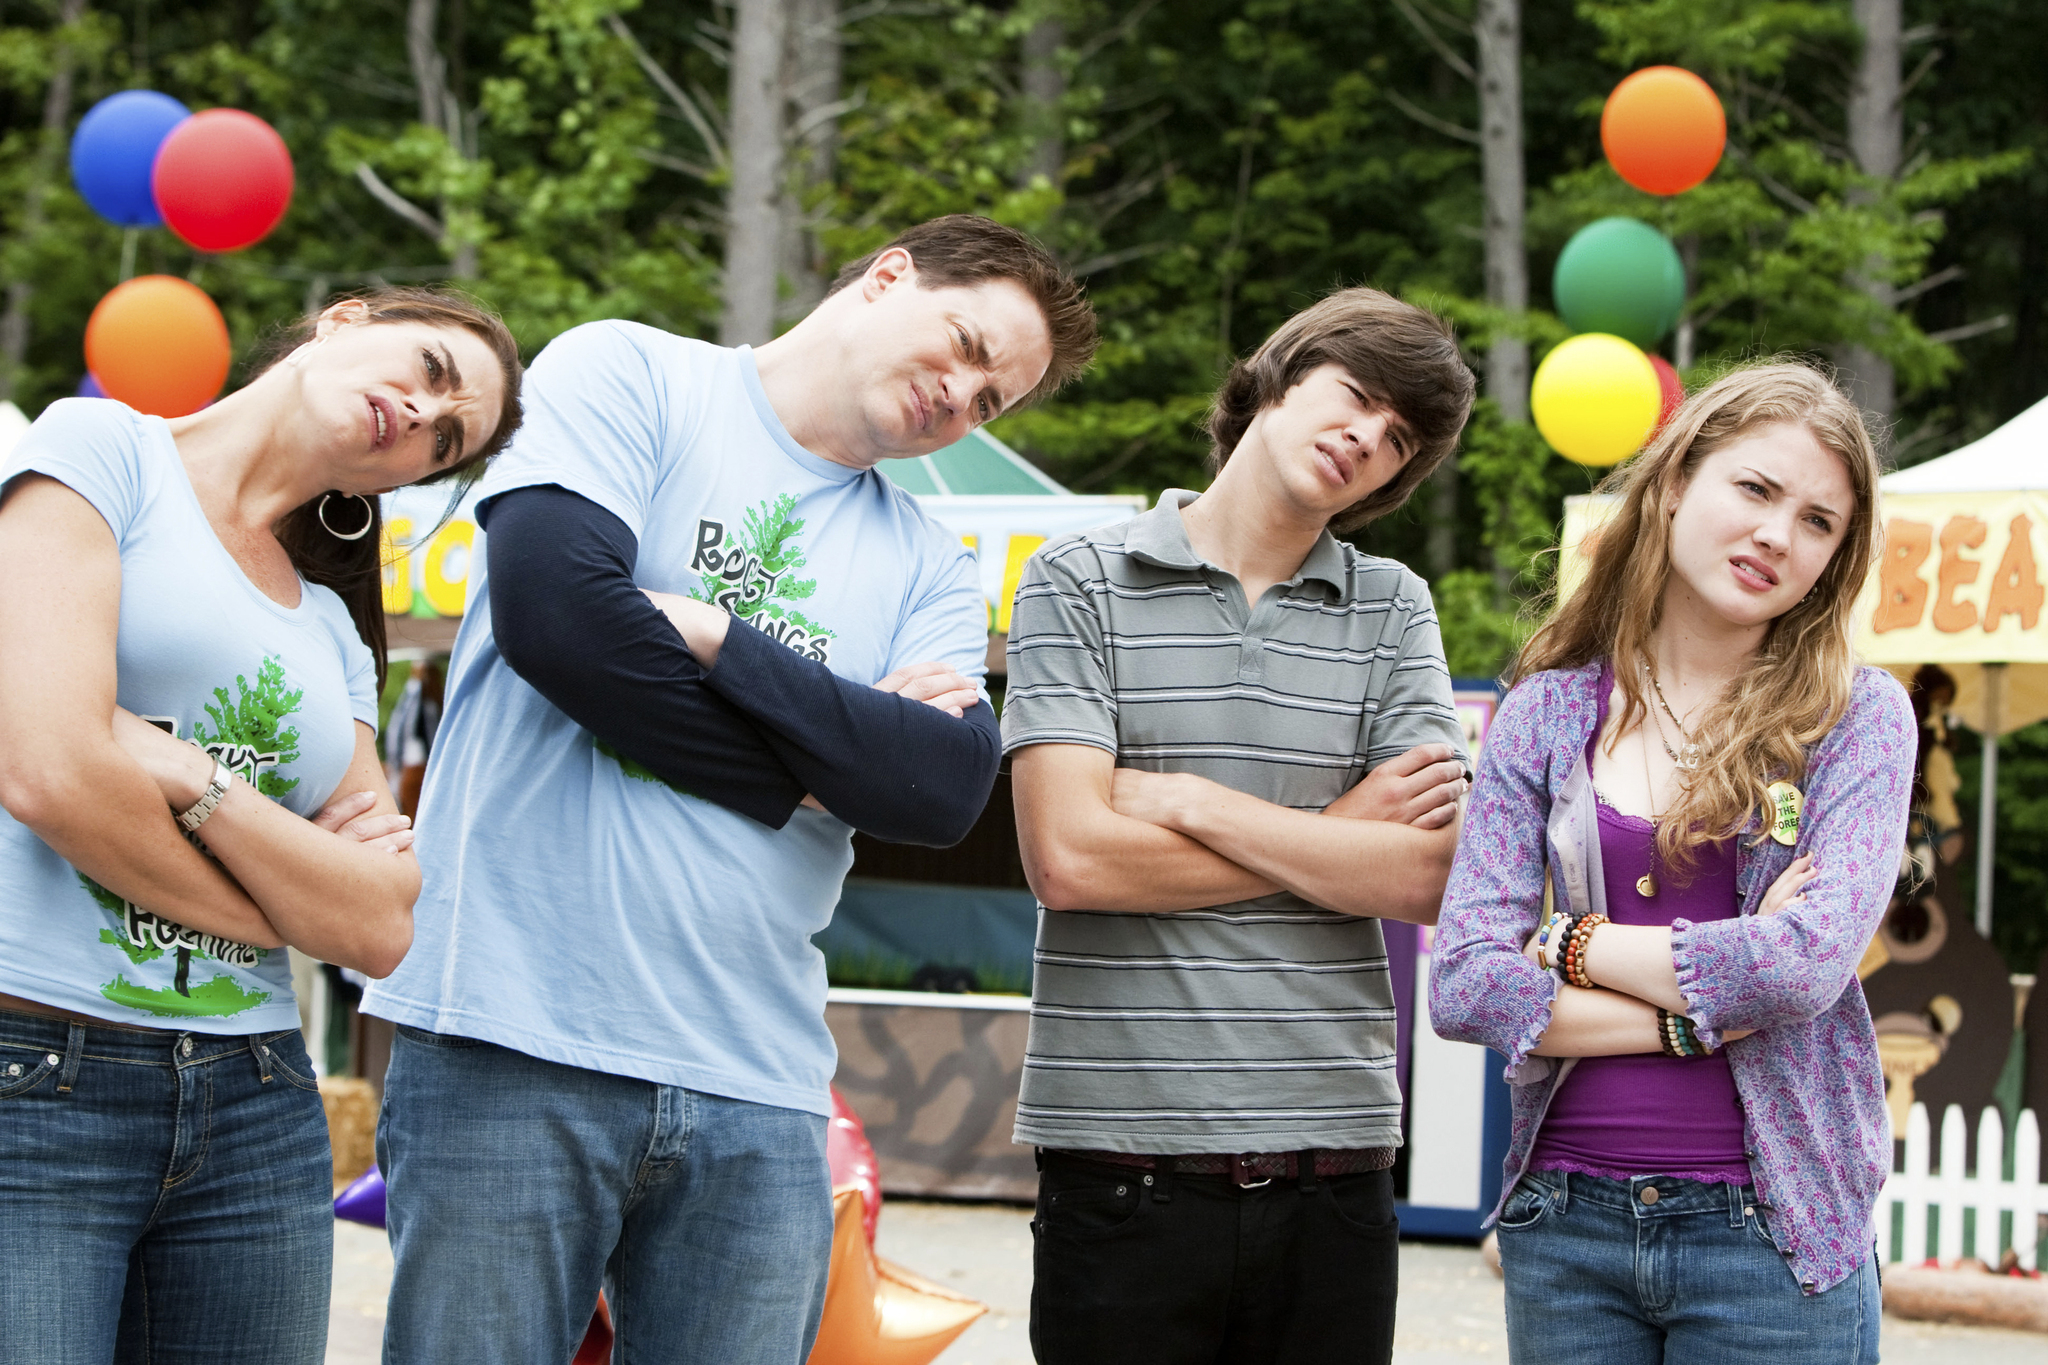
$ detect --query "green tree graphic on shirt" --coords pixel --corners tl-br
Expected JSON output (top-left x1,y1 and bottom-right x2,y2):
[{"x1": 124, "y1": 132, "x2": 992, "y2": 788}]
[
  {"x1": 691, "y1": 494, "x2": 835, "y2": 641},
  {"x1": 81, "y1": 656, "x2": 302, "y2": 1018}
]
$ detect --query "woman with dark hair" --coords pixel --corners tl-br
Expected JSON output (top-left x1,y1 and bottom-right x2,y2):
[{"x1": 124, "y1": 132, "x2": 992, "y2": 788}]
[
  {"x1": 0, "y1": 287, "x2": 520, "y2": 1364},
  {"x1": 1429, "y1": 362, "x2": 1912, "y2": 1363}
]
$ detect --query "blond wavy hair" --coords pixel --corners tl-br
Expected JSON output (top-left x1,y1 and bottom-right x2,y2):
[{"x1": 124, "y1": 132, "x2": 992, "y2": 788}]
[{"x1": 1510, "y1": 361, "x2": 1882, "y2": 871}]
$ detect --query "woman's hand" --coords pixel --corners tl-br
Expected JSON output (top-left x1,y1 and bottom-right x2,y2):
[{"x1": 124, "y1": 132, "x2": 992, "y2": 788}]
[
  {"x1": 312, "y1": 789, "x2": 414, "y2": 855},
  {"x1": 1758, "y1": 852, "x2": 1818, "y2": 916}
]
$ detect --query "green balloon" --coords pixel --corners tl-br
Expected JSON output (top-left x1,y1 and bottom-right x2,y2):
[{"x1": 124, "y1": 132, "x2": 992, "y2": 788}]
[{"x1": 1553, "y1": 217, "x2": 1686, "y2": 348}]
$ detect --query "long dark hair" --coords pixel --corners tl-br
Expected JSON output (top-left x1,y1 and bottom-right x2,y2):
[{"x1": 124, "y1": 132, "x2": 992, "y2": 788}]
[{"x1": 250, "y1": 288, "x2": 524, "y2": 690}]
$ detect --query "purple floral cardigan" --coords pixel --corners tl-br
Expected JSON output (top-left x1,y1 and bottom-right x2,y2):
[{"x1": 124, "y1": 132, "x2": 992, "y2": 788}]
[{"x1": 1428, "y1": 659, "x2": 1915, "y2": 1294}]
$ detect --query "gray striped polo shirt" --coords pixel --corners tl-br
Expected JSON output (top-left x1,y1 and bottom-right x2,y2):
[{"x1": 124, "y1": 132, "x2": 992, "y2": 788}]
[{"x1": 1001, "y1": 490, "x2": 1467, "y2": 1153}]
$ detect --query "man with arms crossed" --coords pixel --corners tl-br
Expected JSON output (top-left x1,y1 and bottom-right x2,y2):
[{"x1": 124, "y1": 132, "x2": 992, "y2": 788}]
[
  {"x1": 364, "y1": 216, "x2": 1096, "y2": 1363},
  {"x1": 1005, "y1": 288, "x2": 1475, "y2": 1365}
]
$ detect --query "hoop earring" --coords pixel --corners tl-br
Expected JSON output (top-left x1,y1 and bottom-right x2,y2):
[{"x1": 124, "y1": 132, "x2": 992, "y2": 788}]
[{"x1": 318, "y1": 492, "x2": 375, "y2": 541}]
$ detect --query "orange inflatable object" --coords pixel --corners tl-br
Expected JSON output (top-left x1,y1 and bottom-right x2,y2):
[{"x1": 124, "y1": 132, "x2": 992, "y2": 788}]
[
  {"x1": 827, "y1": 1086, "x2": 883, "y2": 1245},
  {"x1": 83, "y1": 275, "x2": 230, "y2": 416},
  {"x1": 1601, "y1": 66, "x2": 1725, "y2": 196},
  {"x1": 806, "y1": 1187, "x2": 986, "y2": 1365},
  {"x1": 570, "y1": 1292, "x2": 611, "y2": 1365}
]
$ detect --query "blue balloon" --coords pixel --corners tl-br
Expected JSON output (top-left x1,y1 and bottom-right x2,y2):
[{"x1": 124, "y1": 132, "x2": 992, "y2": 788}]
[
  {"x1": 76, "y1": 373, "x2": 105, "y2": 398},
  {"x1": 70, "y1": 90, "x2": 190, "y2": 227}
]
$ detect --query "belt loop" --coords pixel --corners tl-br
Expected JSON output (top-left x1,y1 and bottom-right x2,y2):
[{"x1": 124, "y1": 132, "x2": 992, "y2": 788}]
[
  {"x1": 1297, "y1": 1149, "x2": 1318, "y2": 1193},
  {"x1": 56, "y1": 1021, "x2": 85, "y2": 1092},
  {"x1": 1151, "y1": 1154, "x2": 1174, "y2": 1205},
  {"x1": 1728, "y1": 1181, "x2": 1747, "y2": 1229},
  {"x1": 1554, "y1": 1170, "x2": 1570, "y2": 1213},
  {"x1": 252, "y1": 1034, "x2": 273, "y2": 1084}
]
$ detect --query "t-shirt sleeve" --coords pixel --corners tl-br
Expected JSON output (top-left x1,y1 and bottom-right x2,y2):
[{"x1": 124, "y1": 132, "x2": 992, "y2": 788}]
[
  {"x1": 0, "y1": 398, "x2": 149, "y2": 542},
  {"x1": 885, "y1": 521, "x2": 990, "y2": 694},
  {"x1": 342, "y1": 631, "x2": 380, "y2": 729},
  {"x1": 999, "y1": 538, "x2": 1117, "y2": 757},
  {"x1": 473, "y1": 321, "x2": 675, "y2": 539},
  {"x1": 1361, "y1": 573, "x2": 1470, "y2": 771}
]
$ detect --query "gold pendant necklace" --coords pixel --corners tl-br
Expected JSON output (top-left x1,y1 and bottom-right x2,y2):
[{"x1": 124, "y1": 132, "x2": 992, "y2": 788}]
[
  {"x1": 1645, "y1": 664, "x2": 1704, "y2": 772},
  {"x1": 1637, "y1": 683, "x2": 1664, "y2": 898}
]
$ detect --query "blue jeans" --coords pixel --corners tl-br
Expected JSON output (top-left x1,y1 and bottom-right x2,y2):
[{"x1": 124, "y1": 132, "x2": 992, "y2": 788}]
[
  {"x1": 378, "y1": 1023, "x2": 833, "y2": 1365},
  {"x1": 1497, "y1": 1170, "x2": 1879, "y2": 1364},
  {"x1": 0, "y1": 1008, "x2": 333, "y2": 1365}
]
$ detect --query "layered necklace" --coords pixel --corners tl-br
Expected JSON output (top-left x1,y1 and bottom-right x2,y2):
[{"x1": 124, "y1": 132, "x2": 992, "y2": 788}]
[{"x1": 1634, "y1": 661, "x2": 1706, "y2": 898}]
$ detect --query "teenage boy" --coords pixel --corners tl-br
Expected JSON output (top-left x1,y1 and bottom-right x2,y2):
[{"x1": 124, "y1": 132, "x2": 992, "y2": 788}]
[
  {"x1": 1004, "y1": 288, "x2": 1476, "y2": 1365},
  {"x1": 364, "y1": 216, "x2": 1097, "y2": 1364}
]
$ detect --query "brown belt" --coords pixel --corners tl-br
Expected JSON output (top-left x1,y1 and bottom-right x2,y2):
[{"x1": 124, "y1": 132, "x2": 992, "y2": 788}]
[
  {"x1": 1062, "y1": 1147, "x2": 1396, "y2": 1188},
  {"x1": 0, "y1": 992, "x2": 175, "y2": 1035}
]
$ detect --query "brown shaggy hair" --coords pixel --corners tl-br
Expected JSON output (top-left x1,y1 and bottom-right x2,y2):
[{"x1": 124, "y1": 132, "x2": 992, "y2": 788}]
[
  {"x1": 1511, "y1": 361, "x2": 1883, "y2": 873},
  {"x1": 251, "y1": 287, "x2": 525, "y2": 690},
  {"x1": 1205, "y1": 288, "x2": 1476, "y2": 534},
  {"x1": 829, "y1": 215, "x2": 1098, "y2": 407}
]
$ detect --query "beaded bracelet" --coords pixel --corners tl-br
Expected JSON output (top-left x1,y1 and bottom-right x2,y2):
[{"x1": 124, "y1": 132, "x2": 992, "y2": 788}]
[
  {"x1": 1656, "y1": 1008, "x2": 1713, "y2": 1057},
  {"x1": 1535, "y1": 911, "x2": 1575, "y2": 972},
  {"x1": 1564, "y1": 914, "x2": 1606, "y2": 990}
]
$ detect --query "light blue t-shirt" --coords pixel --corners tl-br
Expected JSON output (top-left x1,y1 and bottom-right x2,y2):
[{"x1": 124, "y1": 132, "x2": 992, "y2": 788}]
[
  {"x1": 363, "y1": 322, "x2": 988, "y2": 1116},
  {"x1": 0, "y1": 399, "x2": 379, "y2": 1032}
]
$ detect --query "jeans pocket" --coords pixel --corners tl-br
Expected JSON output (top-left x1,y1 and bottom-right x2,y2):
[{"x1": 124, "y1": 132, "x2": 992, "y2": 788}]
[
  {"x1": 1496, "y1": 1176, "x2": 1557, "y2": 1232},
  {"x1": 395, "y1": 1023, "x2": 489, "y2": 1049},
  {"x1": 261, "y1": 1032, "x2": 324, "y2": 1093},
  {"x1": 1322, "y1": 1169, "x2": 1397, "y2": 1236},
  {"x1": 0, "y1": 1049, "x2": 59, "y2": 1099},
  {"x1": 1041, "y1": 1177, "x2": 1145, "y2": 1239},
  {"x1": 1746, "y1": 1202, "x2": 1779, "y2": 1252}
]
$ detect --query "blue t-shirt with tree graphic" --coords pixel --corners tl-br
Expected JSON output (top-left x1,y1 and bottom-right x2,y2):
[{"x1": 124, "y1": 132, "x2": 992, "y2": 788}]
[
  {"x1": 0, "y1": 399, "x2": 379, "y2": 1032},
  {"x1": 363, "y1": 322, "x2": 988, "y2": 1117}
]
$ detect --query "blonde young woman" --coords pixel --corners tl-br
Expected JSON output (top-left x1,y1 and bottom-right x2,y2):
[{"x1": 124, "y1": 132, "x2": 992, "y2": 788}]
[{"x1": 1430, "y1": 363, "x2": 1912, "y2": 1363}]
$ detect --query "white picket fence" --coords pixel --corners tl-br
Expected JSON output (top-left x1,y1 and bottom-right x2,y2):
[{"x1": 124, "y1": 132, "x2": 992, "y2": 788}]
[{"x1": 1877, "y1": 1103, "x2": 2046, "y2": 1269}]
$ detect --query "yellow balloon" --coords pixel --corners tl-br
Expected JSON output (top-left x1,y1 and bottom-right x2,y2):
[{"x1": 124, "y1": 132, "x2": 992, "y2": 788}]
[{"x1": 1530, "y1": 333, "x2": 1663, "y2": 467}]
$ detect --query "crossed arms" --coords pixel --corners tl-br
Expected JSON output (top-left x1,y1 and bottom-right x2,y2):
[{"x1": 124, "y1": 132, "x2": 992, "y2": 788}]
[
  {"x1": 484, "y1": 484, "x2": 1000, "y2": 845},
  {"x1": 1012, "y1": 741, "x2": 1468, "y2": 924}
]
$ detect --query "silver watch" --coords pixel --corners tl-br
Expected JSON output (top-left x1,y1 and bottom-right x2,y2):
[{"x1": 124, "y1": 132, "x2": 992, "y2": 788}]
[{"x1": 175, "y1": 758, "x2": 234, "y2": 833}]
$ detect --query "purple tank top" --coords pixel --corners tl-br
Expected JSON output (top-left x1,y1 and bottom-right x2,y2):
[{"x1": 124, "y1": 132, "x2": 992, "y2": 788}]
[{"x1": 1527, "y1": 665, "x2": 1752, "y2": 1185}]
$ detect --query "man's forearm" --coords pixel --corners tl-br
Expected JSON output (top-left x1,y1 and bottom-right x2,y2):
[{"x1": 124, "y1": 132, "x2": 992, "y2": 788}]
[
  {"x1": 485, "y1": 485, "x2": 807, "y2": 827},
  {"x1": 1166, "y1": 783, "x2": 1456, "y2": 923},
  {"x1": 1027, "y1": 809, "x2": 1279, "y2": 913},
  {"x1": 701, "y1": 611, "x2": 1000, "y2": 846}
]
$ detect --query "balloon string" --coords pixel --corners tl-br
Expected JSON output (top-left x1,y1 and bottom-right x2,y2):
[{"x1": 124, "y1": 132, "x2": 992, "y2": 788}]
[{"x1": 118, "y1": 228, "x2": 137, "y2": 283}]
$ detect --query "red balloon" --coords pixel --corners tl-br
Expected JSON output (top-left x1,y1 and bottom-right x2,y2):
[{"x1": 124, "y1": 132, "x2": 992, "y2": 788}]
[
  {"x1": 151, "y1": 108, "x2": 293, "y2": 252},
  {"x1": 827, "y1": 1087, "x2": 883, "y2": 1245},
  {"x1": 1649, "y1": 355, "x2": 1685, "y2": 434}
]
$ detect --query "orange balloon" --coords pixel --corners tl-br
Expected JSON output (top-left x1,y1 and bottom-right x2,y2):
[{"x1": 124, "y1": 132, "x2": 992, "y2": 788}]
[
  {"x1": 807, "y1": 1187, "x2": 985, "y2": 1365},
  {"x1": 1601, "y1": 66, "x2": 1726, "y2": 196},
  {"x1": 83, "y1": 275, "x2": 230, "y2": 417}
]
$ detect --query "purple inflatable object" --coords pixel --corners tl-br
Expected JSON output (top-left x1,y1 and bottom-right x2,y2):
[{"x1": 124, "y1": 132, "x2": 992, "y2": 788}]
[
  {"x1": 333, "y1": 1163, "x2": 387, "y2": 1229},
  {"x1": 77, "y1": 374, "x2": 105, "y2": 398}
]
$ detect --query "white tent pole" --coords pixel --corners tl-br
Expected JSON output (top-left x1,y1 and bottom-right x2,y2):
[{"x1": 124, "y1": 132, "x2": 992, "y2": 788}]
[{"x1": 1976, "y1": 662, "x2": 2004, "y2": 940}]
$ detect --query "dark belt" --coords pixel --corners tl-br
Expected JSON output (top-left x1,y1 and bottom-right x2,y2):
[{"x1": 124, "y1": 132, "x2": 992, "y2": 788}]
[{"x1": 1061, "y1": 1146, "x2": 1396, "y2": 1188}]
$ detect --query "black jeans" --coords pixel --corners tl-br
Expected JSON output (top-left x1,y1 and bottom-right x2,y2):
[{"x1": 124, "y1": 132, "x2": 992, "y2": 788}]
[{"x1": 1029, "y1": 1149, "x2": 1399, "y2": 1365}]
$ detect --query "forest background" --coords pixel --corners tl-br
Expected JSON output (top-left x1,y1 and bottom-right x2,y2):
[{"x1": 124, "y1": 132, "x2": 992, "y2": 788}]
[{"x1": 0, "y1": 0, "x2": 2042, "y2": 969}]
